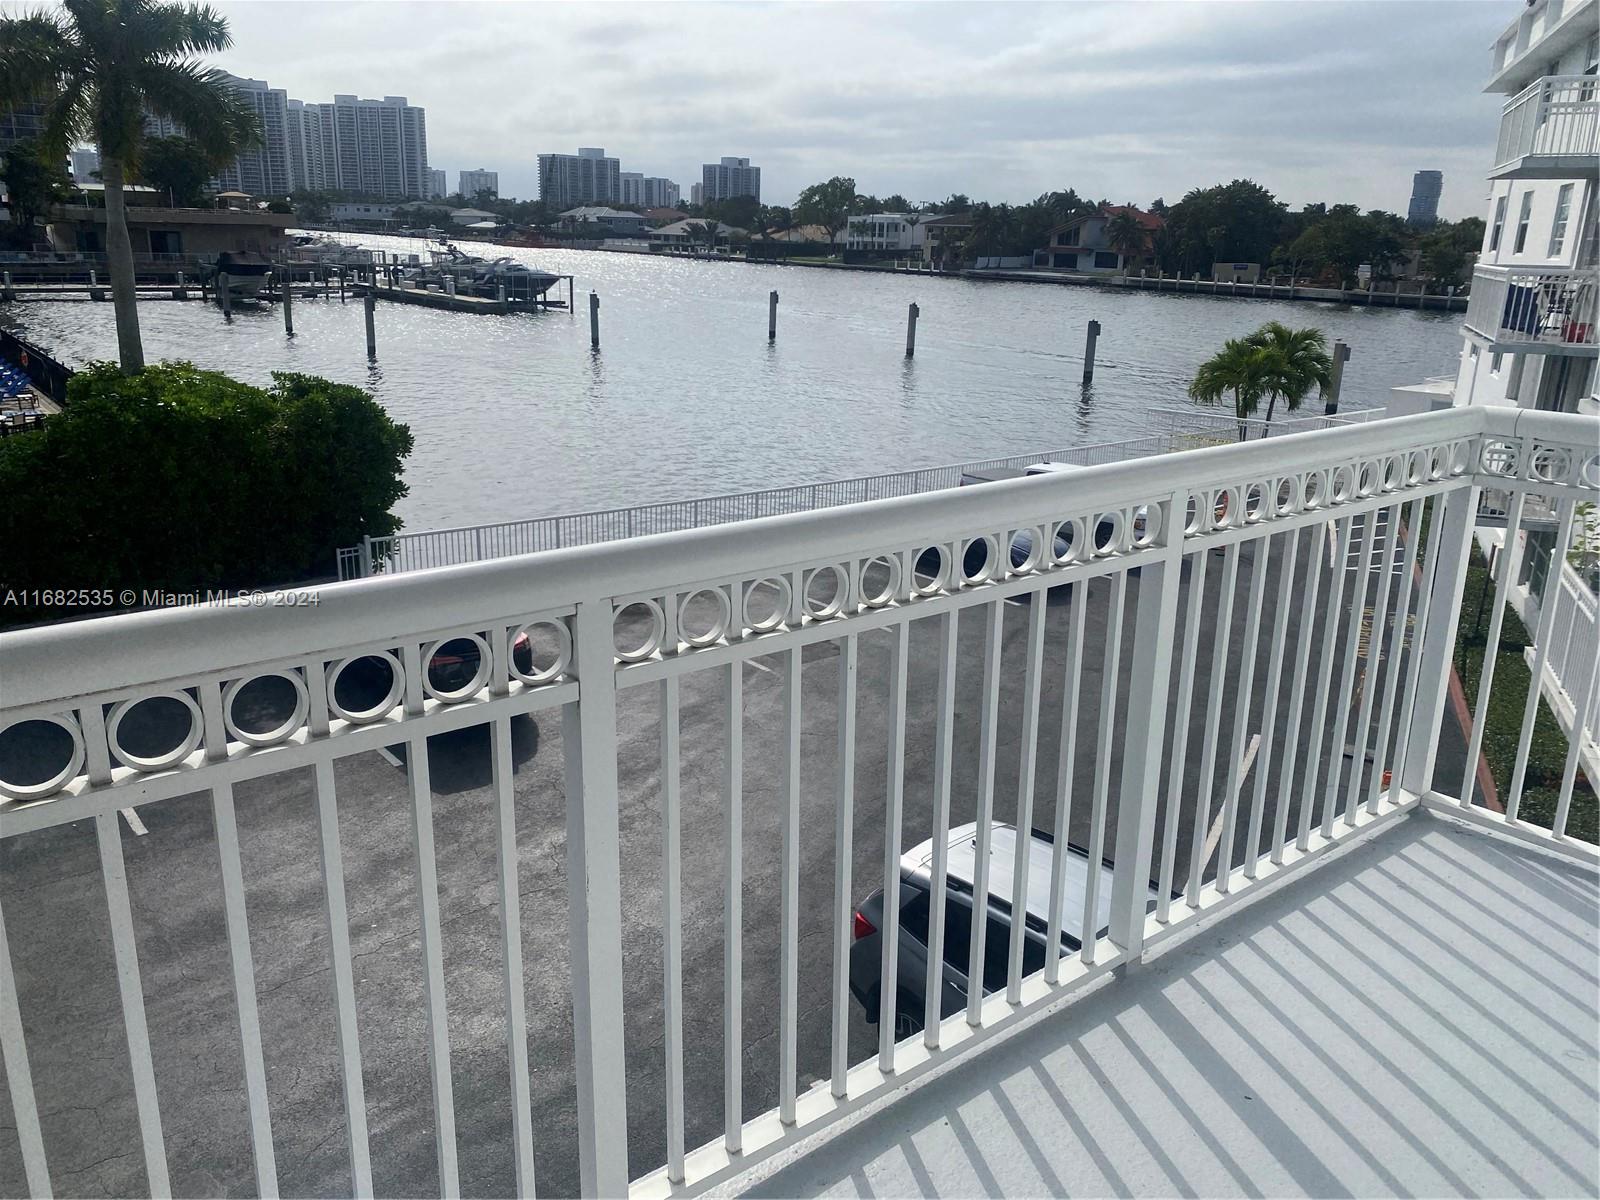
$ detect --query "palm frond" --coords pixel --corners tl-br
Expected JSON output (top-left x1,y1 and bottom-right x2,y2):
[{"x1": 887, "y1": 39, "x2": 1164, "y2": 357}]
[
  {"x1": 135, "y1": 60, "x2": 260, "y2": 160},
  {"x1": 0, "y1": 11, "x2": 75, "y2": 110},
  {"x1": 130, "y1": 1, "x2": 234, "y2": 58}
]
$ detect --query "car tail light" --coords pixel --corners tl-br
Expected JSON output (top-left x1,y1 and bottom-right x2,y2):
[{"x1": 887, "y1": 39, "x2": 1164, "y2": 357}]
[{"x1": 852, "y1": 910, "x2": 876, "y2": 941}]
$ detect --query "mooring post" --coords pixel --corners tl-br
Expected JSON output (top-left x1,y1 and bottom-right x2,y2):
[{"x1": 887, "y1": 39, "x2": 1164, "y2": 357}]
[
  {"x1": 1083, "y1": 319, "x2": 1101, "y2": 384},
  {"x1": 905, "y1": 301, "x2": 919, "y2": 358},
  {"x1": 364, "y1": 290, "x2": 377, "y2": 358},
  {"x1": 1, "y1": 271, "x2": 12, "y2": 302},
  {"x1": 219, "y1": 272, "x2": 232, "y2": 321},
  {"x1": 1322, "y1": 340, "x2": 1351, "y2": 414},
  {"x1": 89, "y1": 269, "x2": 97, "y2": 288},
  {"x1": 282, "y1": 267, "x2": 294, "y2": 336},
  {"x1": 497, "y1": 282, "x2": 507, "y2": 307},
  {"x1": 768, "y1": 290, "x2": 778, "y2": 341},
  {"x1": 589, "y1": 290, "x2": 600, "y2": 350},
  {"x1": 339, "y1": 270, "x2": 346, "y2": 303}
]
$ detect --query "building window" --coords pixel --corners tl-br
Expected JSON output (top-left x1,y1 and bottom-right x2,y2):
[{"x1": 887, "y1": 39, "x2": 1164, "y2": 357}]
[
  {"x1": 1548, "y1": 183, "x2": 1574, "y2": 255},
  {"x1": 1491, "y1": 351, "x2": 1504, "y2": 373},
  {"x1": 1488, "y1": 195, "x2": 1508, "y2": 251},
  {"x1": 1513, "y1": 191, "x2": 1534, "y2": 253},
  {"x1": 1094, "y1": 251, "x2": 1120, "y2": 269}
]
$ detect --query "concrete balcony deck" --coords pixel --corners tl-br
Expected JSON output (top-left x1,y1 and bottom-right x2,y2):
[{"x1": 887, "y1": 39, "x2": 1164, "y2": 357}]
[{"x1": 749, "y1": 815, "x2": 1599, "y2": 1199}]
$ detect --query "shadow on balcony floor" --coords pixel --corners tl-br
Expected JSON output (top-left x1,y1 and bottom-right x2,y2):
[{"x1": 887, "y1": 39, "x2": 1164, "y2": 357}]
[{"x1": 747, "y1": 814, "x2": 1599, "y2": 1199}]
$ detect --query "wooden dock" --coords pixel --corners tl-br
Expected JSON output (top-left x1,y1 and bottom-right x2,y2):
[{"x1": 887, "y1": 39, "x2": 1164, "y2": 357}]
[{"x1": 351, "y1": 279, "x2": 572, "y2": 315}]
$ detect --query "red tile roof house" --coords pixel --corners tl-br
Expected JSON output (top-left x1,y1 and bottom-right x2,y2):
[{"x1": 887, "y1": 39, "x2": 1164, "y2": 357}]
[{"x1": 1032, "y1": 204, "x2": 1163, "y2": 274}]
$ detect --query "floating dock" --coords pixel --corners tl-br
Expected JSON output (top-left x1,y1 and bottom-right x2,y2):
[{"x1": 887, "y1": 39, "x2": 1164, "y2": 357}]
[{"x1": 350, "y1": 279, "x2": 572, "y2": 315}]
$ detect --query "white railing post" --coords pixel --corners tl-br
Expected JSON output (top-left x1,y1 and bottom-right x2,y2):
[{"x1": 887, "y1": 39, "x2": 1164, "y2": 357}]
[
  {"x1": 1109, "y1": 492, "x2": 1186, "y2": 959},
  {"x1": 360, "y1": 535, "x2": 373, "y2": 578},
  {"x1": 562, "y1": 598, "x2": 631, "y2": 1197},
  {"x1": 1401, "y1": 483, "x2": 1480, "y2": 797}
]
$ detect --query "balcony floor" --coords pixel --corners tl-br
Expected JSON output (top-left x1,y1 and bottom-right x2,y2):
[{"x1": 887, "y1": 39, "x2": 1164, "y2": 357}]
[{"x1": 748, "y1": 814, "x2": 1599, "y2": 1199}]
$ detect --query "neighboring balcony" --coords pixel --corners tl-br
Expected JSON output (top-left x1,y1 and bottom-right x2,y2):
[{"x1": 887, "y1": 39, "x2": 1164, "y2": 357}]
[
  {"x1": 0, "y1": 407, "x2": 1597, "y2": 1199},
  {"x1": 1463, "y1": 264, "x2": 1597, "y2": 353},
  {"x1": 1491, "y1": 75, "x2": 1600, "y2": 178}
]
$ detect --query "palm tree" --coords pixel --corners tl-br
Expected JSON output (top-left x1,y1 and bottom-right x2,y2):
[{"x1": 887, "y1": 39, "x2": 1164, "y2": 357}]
[
  {"x1": 1104, "y1": 209, "x2": 1148, "y2": 273},
  {"x1": 1, "y1": 0, "x2": 259, "y2": 373},
  {"x1": 1188, "y1": 337, "x2": 1278, "y2": 441},
  {"x1": 1244, "y1": 321, "x2": 1333, "y2": 430}
]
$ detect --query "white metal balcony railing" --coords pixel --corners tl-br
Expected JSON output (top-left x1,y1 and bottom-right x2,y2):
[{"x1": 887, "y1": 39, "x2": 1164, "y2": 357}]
[
  {"x1": 1492, "y1": 74, "x2": 1600, "y2": 174},
  {"x1": 338, "y1": 408, "x2": 1380, "y2": 579},
  {"x1": 1531, "y1": 557, "x2": 1600, "y2": 776},
  {"x1": 1462, "y1": 265, "x2": 1598, "y2": 350},
  {"x1": 0, "y1": 406, "x2": 1596, "y2": 1199}
]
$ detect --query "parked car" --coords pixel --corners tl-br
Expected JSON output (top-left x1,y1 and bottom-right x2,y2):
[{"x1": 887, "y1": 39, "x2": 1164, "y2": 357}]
[{"x1": 849, "y1": 821, "x2": 1159, "y2": 1037}]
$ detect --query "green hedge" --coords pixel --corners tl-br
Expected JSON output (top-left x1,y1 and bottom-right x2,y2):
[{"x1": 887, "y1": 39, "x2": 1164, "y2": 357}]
[{"x1": 0, "y1": 363, "x2": 412, "y2": 624}]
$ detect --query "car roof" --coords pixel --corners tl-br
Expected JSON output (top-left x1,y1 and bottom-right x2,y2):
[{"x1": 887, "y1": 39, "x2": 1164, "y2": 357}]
[{"x1": 902, "y1": 821, "x2": 1150, "y2": 941}]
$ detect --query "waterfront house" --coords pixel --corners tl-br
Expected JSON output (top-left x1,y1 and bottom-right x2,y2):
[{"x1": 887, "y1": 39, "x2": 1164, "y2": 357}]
[
  {"x1": 645, "y1": 206, "x2": 690, "y2": 226},
  {"x1": 845, "y1": 212, "x2": 926, "y2": 254},
  {"x1": 1032, "y1": 204, "x2": 1163, "y2": 273},
  {"x1": 919, "y1": 210, "x2": 973, "y2": 266},
  {"x1": 330, "y1": 202, "x2": 395, "y2": 224},
  {"x1": 449, "y1": 207, "x2": 500, "y2": 227},
  {"x1": 46, "y1": 201, "x2": 292, "y2": 258},
  {"x1": 558, "y1": 206, "x2": 652, "y2": 236},
  {"x1": 649, "y1": 217, "x2": 746, "y2": 251}
]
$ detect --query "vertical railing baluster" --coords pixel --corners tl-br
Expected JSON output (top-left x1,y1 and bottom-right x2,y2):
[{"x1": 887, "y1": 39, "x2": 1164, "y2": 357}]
[
  {"x1": 924, "y1": 611, "x2": 958, "y2": 1042},
  {"x1": 1401, "y1": 484, "x2": 1480, "y2": 800},
  {"x1": 1219, "y1": 532, "x2": 1272, "y2": 891},
  {"x1": 722, "y1": 662, "x2": 744, "y2": 1153},
  {"x1": 562, "y1": 599, "x2": 631, "y2": 1196},
  {"x1": 314, "y1": 760, "x2": 374, "y2": 1197},
  {"x1": 1306, "y1": 518, "x2": 1353, "y2": 842},
  {"x1": 0, "y1": 896, "x2": 51, "y2": 1198},
  {"x1": 490, "y1": 715, "x2": 536, "y2": 1198},
  {"x1": 1367, "y1": 497, "x2": 1425, "y2": 812},
  {"x1": 1344, "y1": 504, "x2": 1402, "y2": 821},
  {"x1": 1326, "y1": 510, "x2": 1375, "y2": 831},
  {"x1": 211, "y1": 782, "x2": 279, "y2": 1197},
  {"x1": 1006, "y1": 586, "x2": 1048, "y2": 1000},
  {"x1": 1158, "y1": 546, "x2": 1205, "y2": 920},
  {"x1": 1081, "y1": 573, "x2": 1128, "y2": 964},
  {"x1": 878, "y1": 622, "x2": 910, "y2": 1064},
  {"x1": 659, "y1": 678, "x2": 686, "y2": 1181},
  {"x1": 1045, "y1": 585, "x2": 1088, "y2": 981},
  {"x1": 966, "y1": 600, "x2": 1004, "y2": 1025},
  {"x1": 95, "y1": 810, "x2": 170, "y2": 1197},
  {"x1": 1110, "y1": 491, "x2": 1186, "y2": 956},
  {"x1": 1389, "y1": 494, "x2": 1451, "y2": 802},
  {"x1": 1188, "y1": 543, "x2": 1239, "y2": 900},
  {"x1": 1508, "y1": 499, "x2": 1578, "y2": 819},
  {"x1": 779, "y1": 644, "x2": 801, "y2": 1120},
  {"x1": 1247, "y1": 529, "x2": 1297, "y2": 877},
  {"x1": 406, "y1": 730, "x2": 459, "y2": 1196},
  {"x1": 831, "y1": 635, "x2": 859, "y2": 1093},
  {"x1": 1282, "y1": 523, "x2": 1328, "y2": 857},
  {"x1": 1553, "y1": 651, "x2": 1600, "y2": 838}
]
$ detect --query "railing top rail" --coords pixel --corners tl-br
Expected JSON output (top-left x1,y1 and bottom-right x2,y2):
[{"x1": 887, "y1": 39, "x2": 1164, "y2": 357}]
[
  {"x1": 2, "y1": 407, "x2": 1592, "y2": 712},
  {"x1": 1502, "y1": 72, "x2": 1600, "y2": 108},
  {"x1": 375, "y1": 408, "x2": 1376, "y2": 545}
]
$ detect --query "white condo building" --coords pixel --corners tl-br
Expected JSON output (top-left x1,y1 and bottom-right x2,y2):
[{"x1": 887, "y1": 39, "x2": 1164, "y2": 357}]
[
  {"x1": 428, "y1": 168, "x2": 447, "y2": 199},
  {"x1": 286, "y1": 94, "x2": 430, "y2": 199},
  {"x1": 458, "y1": 168, "x2": 498, "y2": 199},
  {"x1": 213, "y1": 76, "x2": 293, "y2": 198},
  {"x1": 1455, "y1": 0, "x2": 1597, "y2": 418},
  {"x1": 538, "y1": 147, "x2": 620, "y2": 208},
  {"x1": 701, "y1": 156, "x2": 760, "y2": 203}
]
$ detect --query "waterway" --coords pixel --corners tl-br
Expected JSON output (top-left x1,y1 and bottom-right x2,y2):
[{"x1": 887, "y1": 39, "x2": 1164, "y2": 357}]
[{"x1": 1, "y1": 235, "x2": 1466, "y2": 531}]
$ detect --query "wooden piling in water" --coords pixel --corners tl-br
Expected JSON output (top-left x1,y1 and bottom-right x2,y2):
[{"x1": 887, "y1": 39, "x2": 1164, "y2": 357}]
[
  {"x1": 282, "y1": 267, "x2": 294, "y2": 336},
  {"x1": 1083, "y1": 319, "x2": 1100, "y2": 383},
  {"x1": 364, "y1": 289, "x2": 377, "y2": 358},
  {"x1": 905, "y1": 301, "x2": 919, "y2": 358},
  {"x1": 769, "y1": 290, "x2": 778, "y2": 341},
  {"x1": 589, "y1": 290, "x2": 600, "y2": 350},
  {"x1": 218, "y1": 272, "x2": 232, "y2": 321}
]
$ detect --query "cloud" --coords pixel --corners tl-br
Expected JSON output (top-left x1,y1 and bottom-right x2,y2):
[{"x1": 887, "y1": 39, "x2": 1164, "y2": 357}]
[{"x1": 210, "y1": 0, "x2": 1510, "y2": 218}]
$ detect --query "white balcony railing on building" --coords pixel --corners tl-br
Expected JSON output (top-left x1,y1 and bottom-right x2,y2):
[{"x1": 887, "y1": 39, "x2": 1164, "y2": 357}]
[
  {"x1": 1531, "y1": 558, "x2": 1600, "y2": 778},
  {"x1": 1493, "y1": 74, "x2": 1600, "y2": 173},
  {"x1": 1463, "y1": 265, "x2": 1598, "y2": 350},
  {"x1": 339, "y1": 408, "x2": 1379, "y2": 579},
  {"x1": 0, "y1": 407, "x2": 1595, "y2": 1199}
]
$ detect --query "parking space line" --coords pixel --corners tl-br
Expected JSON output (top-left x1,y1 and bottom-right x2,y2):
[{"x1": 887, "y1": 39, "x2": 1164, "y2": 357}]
[
  {"x1": 120, "y1": 808, "x2": 148, "y2": 836},
  {"x1": 746, "y1": 659, "x2": 777, "y2": 676},
  {"x1": 1201, "y1": 733, "x2": 1260, "y2": 868},
  {"x1": 377, "y1": 746, "x2": 405, "y2": 770}
]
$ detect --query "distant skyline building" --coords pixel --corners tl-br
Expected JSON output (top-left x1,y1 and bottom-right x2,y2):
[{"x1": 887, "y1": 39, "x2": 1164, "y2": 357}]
[
  {"x1": 71, "y1": 147, "x2": 100, "y2": 184},
  {"x1": 428, "y1": 168, "x2": 447, "y2": 199},
  {"x1": 214, "y1": 75, "x2": 293, "y2": 197},
  {"x1": 0, "y1": 103, "x2": 47, "y2": 155},
  {"x1": 701, "y1": 156, "x2": 760, "y2": 204},
  {"x1": 458, "y1": 167, "x2": 498, "y2": 199},
  {"x1": 690, "y1": 181, "x2": 704, "y2": 207},
  {"x1": 1406, "y1": 170, "x2": 1443, "y2": 226},
  {"x1": 642, "y1": 176, "x2": 680, "y2": 209},
  {"x1": 619, "y1": 171, "x2": 644, "y2": 207},
  {"x1": 537, "y1": 146, "x2": 620, "y2": 208}
]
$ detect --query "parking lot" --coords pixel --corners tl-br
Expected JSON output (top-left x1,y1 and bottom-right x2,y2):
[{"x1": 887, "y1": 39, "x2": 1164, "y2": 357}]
[{"x1": 0, "y1": 516, "x2": 1469, "y2": 1198}]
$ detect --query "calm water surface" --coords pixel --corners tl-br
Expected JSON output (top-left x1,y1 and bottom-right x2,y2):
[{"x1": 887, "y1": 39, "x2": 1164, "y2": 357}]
[{"x1": 3, "y1": 236, "x2": 1465, "y2": 530}]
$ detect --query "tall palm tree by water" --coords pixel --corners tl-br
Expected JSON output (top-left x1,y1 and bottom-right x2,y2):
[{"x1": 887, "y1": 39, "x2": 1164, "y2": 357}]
[
  {"x1": 1188, "y1": 337, "x2": 1278, "y2": 441},
  {"x1": 1245, "y1": 321, "x2": 1334, "y2": 429},
  {"x1": 0, "y1": 0, "x2": 259, "y2": 373},
  {"x1": 1105, "y1": 209, "x2": 1149, "y2": 272}
]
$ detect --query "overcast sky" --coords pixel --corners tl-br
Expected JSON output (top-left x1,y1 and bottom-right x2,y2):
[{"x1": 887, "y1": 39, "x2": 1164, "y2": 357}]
[{"x1": 207, "y1": 0, "x2": 1513, "y2": 219}]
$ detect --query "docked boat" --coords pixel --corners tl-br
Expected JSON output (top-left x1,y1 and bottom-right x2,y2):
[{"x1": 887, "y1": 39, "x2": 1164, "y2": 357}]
[
  {"x1": 205, "y1": 251, "x2": 273, "y2": 299},
  {"x1": 410, "y1": 247, "x2": 561, "y2": 302},
  {"x1": 286, "y1": 236, "x2": 374, "y2": 267}
]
